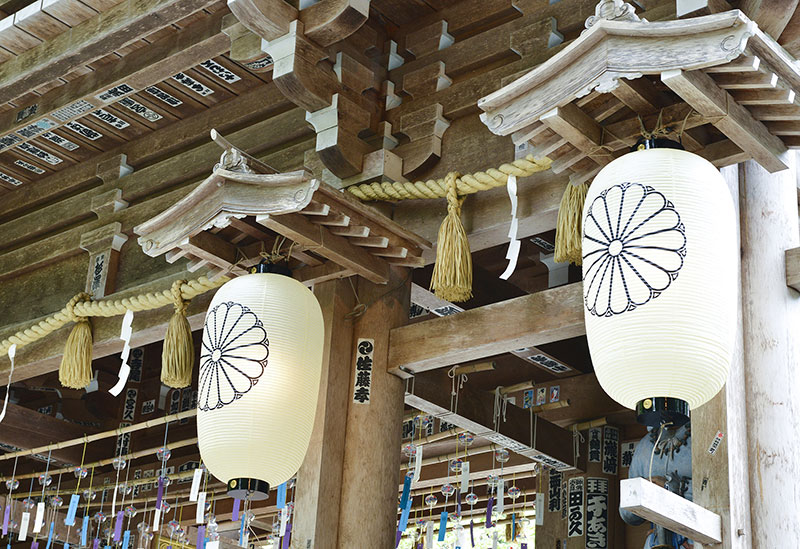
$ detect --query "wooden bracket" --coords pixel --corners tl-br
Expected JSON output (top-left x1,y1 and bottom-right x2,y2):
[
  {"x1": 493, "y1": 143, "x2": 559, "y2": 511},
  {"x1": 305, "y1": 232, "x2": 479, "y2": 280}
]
[
  {"x1": 222, "y1": 13, "x2": 273, "y2": 71},
  {"x1": 394, "y1": 102, "x2": 450, "y2": 177},
  {"x1": 306, "y1": 93, "x2": 373, "y2": 177},
  {"x1": 620, "y1": 477, "x2": 722, "y2": 544},
  {"x1": 79, "y1": 222, "x2": 128, "y2": 298}
]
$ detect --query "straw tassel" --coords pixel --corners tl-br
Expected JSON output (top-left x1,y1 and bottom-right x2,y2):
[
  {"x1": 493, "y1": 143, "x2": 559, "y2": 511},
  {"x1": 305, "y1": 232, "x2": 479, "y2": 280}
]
[
  {"x1": 161, "y1": 280, "x2": 194, "y2": 388},
  {"x1": 59, "y1": 293, "x2": 94, "y2": 389},
  {"x1": 554, "y1": 181, "x2": 590, "y2": 266},
  {"x1": 430, "y1": 172, "x2": 473, "y2": 302}
]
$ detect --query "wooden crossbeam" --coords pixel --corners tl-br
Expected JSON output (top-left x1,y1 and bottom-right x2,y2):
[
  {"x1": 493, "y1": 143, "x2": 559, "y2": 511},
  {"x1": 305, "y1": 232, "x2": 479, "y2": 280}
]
[
  {"x1": 540, "y1": 103, "x2": 609, "y2": 166},
  {"x1": 731, "y1": 88, "x2": 796, "y2": 105},
  {"x1": 256, "y1": 212, "x2": 391, "y2": 284},
  {"x1": 389, "y1": 282, "x2": 584, "y2": 373},
  {"x1": 662, "y1": 68, "x2": 788, "y2": 172},
  {"x1": 0, "y1": 0, "x2": 220, "y2": 106},
  {"x1": 711, "y1": 71, "x2": 778, "y2": 89},
  {"x1": 180, "y1": 232, "x2": 248, "y2": 276},
  {"x1": 785, "y1": 246, "x2": 800, "y2": 291},
  {"x1": 621, "y1": 478, "x2": 722, "y2": 544},
  {"x1": 405, "y1": 370, "x2": 580, "y2": 471}
]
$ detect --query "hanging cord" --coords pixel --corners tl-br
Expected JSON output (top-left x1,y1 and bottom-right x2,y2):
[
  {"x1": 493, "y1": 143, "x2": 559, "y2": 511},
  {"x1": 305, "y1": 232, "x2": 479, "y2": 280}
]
[
  {"x1": 649, "y1": 423, "x2": 672, "y2": 483},
  {"x1": 343, "y1": 271, "x2": 413, "y2": 320},
  {"x1": 572, "y1": 426, "x2": 585, "y2": 468},
  {"x1": 447, "y1": 366, "x2": 467, "y2": 414},
  {"x1": 492, "y1": 388, "x2": 508, "y2": 433},
  {"x1": 529, "y1": 407, "x2": 538, "y2": 454}
]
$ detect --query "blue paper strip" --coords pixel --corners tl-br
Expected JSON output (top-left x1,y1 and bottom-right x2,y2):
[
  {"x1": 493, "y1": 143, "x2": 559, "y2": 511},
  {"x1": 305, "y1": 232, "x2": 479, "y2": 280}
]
[
  {"x1": 276, "y1": 483, "x2": 287, "y2": 510},
  {"x1": 45, "y1": 521, "x2": 55, "y2": 549},
  {"x1": 65, "y1": 544, "x2": 69, "y2": 549},
  {"x1": 399, "y1": 476, "x2": 411, "y2": 510},
  {"x1": 80, "y1": 515, "x2": 89, "y2": 546},
  {"x1": 470, "y1": 519, "x2": 474, "y2": 547},
  {"x1": 398, "y1": 498, "x2": 412, "y2": 532},
  {"x1": 64, "y1": 494, "x2": 80, "y2": 526},
  {"x1": 121, "y1": 531, "x2": 130, "y2": 549},
  {"x1": 238, "y1": 514, "x2": 246, "y2": 546},
  {"x1": 437, "y1": 511, "x2": 448, "y2": 542},
  {"x1": 511, "y1": 513, "x2": 516, "y2": 540}
]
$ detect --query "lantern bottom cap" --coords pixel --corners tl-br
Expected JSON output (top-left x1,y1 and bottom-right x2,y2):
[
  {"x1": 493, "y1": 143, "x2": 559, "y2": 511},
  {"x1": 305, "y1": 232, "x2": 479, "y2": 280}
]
[
  {"x1": 227, "y1": 478, "x2": 270, "y2": 501},
  {"x1": 635, "y1": 397, "x2": 690, "y2": 428}
]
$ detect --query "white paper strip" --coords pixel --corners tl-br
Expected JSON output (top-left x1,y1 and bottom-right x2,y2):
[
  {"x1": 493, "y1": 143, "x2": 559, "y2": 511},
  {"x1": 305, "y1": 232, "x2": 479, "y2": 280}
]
[
  {"x1": 18, "y1": 511, "x2": 30, "y2": 541},
  {"x1": 492, "y1": 531, "x2": 499, "y2": 549},
  {"x1": 109, "y1": 310, "x2": 134, "y2": 397},
  {"x1": 33, "y1": 502, "x2": 45, "y2": 533},
  {"x1": 536, "y1": 492, "x2": 545, "y2": 525},
  {"x1": 460, "y1": 461, "x2": 470, "y2": 493},
  {"x1": 111, "y1": 484, "x2": 118, "y2": 516},
  {"x1": 190, "y1": 468, "x2": 204, "y2": 502},
  {"x1": 206, "y1": 541, "x2": 220, "y2": 549},
  {"x1": 497, "y1": 478, "x2": 505, "y2": 515},
  {"x1": 500, "y1": 175, "x2": 521, "y2": 280},
  {"x1": 195, "y1": 492, "x2": 206, "y2": 524},
  {"x1": 412, "y1": 444, "x2": 423, "y2": 487},
  {"x1": 153, "y1": 508, "x2": 161, "y2": 530},
  {"x1": 425, "y1": 521, "x2": 434, "y2": 547},
  {"x1": 0, "y1": 344, "x2": 16, "y2": 423},
  {"x1": 279, "y1": 507, "x2": 289, "y2": 536}
]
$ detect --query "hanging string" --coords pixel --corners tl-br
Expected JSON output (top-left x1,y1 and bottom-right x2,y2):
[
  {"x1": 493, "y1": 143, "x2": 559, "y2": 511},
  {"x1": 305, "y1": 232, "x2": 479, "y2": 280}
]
[
  {"x1": 448, "y1": 367, "x2": 467, "y2": 414},
  {"x1": 648, "y1": 423, "x2": 672, "y2": 483},
  {"x1": 572, "y1": 425, "x2": 585, "y2": 468}
]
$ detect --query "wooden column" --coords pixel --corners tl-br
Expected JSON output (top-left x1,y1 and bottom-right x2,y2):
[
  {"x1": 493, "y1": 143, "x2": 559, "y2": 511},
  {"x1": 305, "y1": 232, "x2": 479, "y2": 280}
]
[
  {"x1": 691, "y1": 164, "x2": 752, "y2": 549},
  {"x1": 292, "y1": 279, "x2": 356, "y2": 549},
  {"x1": 740, "y1": 153, "x2": 800, "y2": 547},
  {"x1": 336, "y1": 268, "x2": 410, "y2": 548}
]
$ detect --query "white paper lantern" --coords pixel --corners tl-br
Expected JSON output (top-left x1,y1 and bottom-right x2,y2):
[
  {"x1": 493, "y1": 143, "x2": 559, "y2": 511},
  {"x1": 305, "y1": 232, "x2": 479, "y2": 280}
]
[
  {"x1": 581, "y1": 146, "x2": 736, "y2": 425},
  {"x1": 197, "y1": 270, "x2": 324, "y2": 498}
]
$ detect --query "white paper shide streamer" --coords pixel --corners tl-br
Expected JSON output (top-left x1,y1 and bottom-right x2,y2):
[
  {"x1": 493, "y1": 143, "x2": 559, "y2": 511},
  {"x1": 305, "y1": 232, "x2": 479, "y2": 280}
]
[
  {"x1": 109, "y1": 310, "x2": 134, "y2": 397},
  {"x1": 497, "y1": 478, "x2": 505, "y2": 514},
  {"x1": 18, "y1": 511, "x2": 30, "y2": 541},
  {"x1": 0, "y1": 344, "x2": 16, "y2": 423},
  {"x1": 460, "y1": 461, "x2": 470, "y2": 492},
  {"x1": 500, "y1": 175, "x2": 521, "y2": 280}
]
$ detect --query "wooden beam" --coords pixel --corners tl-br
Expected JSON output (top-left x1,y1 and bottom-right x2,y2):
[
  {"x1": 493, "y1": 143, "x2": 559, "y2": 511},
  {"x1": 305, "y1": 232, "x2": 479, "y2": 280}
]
[
  {"x1": 389, "y1": 283, "x2": 584, "y2": 373},
  {"x1": 0, "y1": 402, "x2": 98, "y2": 464},
  {"x1": 620, "y1": 478, "x2": 722, "y2": 544},
  {"x1": 731, "y1": 88, "x2": 796, "y2": 105},
  {"x1": 739, "y1": 0, "x2": 799, "y2": 40},
  {"x1": 0, "y1": 0, "x2": 219, "y2": 105},
  {"x1": 785, "y1": 246, "x2": 800, "y2": 291},
  {"x1": 540, "y1": 103, "x2": 609, "y2": 166},
  {"x1": 661, "y1": 69, "x2": 788, "y2": 172},
  {"x1": 256, "y1": 212, "x2": 391, "y2": 284},
  {"x1": 406, "y1": 369, "x2": 579, "y2": 471}
]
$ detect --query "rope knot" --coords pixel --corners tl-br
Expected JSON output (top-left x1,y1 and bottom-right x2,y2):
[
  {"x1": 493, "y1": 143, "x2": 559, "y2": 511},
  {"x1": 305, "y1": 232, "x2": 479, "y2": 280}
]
[
  {"x1": 444, "y1": 172, "x2": 462, "y2": 214},
  {"x1": 66, "y1": 293, "x2": 92, "y2": 323},
  {"x1": 170, "y1": 280, "x2": 188, "y2": 314}
]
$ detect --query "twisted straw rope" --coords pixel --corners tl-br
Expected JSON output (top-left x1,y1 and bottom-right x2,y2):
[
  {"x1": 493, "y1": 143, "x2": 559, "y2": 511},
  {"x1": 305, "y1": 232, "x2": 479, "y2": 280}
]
[
  {"x1": 345, "y1": 154, "x2": 552, "y2": 201},
  {"x1": 0, "y1": 276, "x2": 228, "y2": 357}
]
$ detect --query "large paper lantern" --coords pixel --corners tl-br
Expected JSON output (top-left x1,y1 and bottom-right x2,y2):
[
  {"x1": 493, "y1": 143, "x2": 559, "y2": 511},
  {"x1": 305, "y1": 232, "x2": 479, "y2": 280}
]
[
  {"x1": 581, "y1": 144, "x2": 736, "y2": 426},
  {"x1": 197, "y1": 265, "x2": 324, "y2": 499}
]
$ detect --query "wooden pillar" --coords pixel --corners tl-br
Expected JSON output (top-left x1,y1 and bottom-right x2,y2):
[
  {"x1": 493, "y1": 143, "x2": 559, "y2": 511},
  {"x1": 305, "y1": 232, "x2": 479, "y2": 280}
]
[
  {"x1": 336, "y1": 268, "x2": 410, "y2": 548},
  {"x1": 292, "y1": 279, "x2": 356, "y2": 549},
  {"x1": 691, "y1": 164, "x2": 752, "y2": 549},
  {"x1": 739, "y1": 153, "x2": 800, "y2": 547}
]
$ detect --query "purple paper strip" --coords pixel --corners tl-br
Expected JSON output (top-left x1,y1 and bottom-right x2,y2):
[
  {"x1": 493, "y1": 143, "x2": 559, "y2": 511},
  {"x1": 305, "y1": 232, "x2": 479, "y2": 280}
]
[
  {"x1": 31, "y1": 542, "x2": 39, "y2": 549},
  {"x1": 485, "y1": 497, "x2": 493, "y2": 527},
  {"x1": 470, "y1": 519, "x2": 475, "y2": 547},
  {"x1": 281, "y1": 523, "x2": 292, "y2": 549},
  {"x1": 196, "y1": 526, "x2": 205, "y2": 548},
  {"x1": 521, "y1": 544, "x2": 528, "y2": 549},
  {"x1": 395, "y1": 530, "x2": 402, "y2": 548},
  {"x1": 457, "y1": 490, "x2": 462, "y2": 516},
  {"x1": 231, "y1": 499, "x2": 240, "y2": 521},
  {"x1": 113, "y1": 511, "x2": 124, "y2": 541},
  {"x1": 92, "y1": 539, "x2": 99, "y2": 549},
  {"x1": 2, "y1": 504, "x2": 9, "y2": 535},
  {"x1": 155, "y1": 477, "x2": 164, "y2": 509}
]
